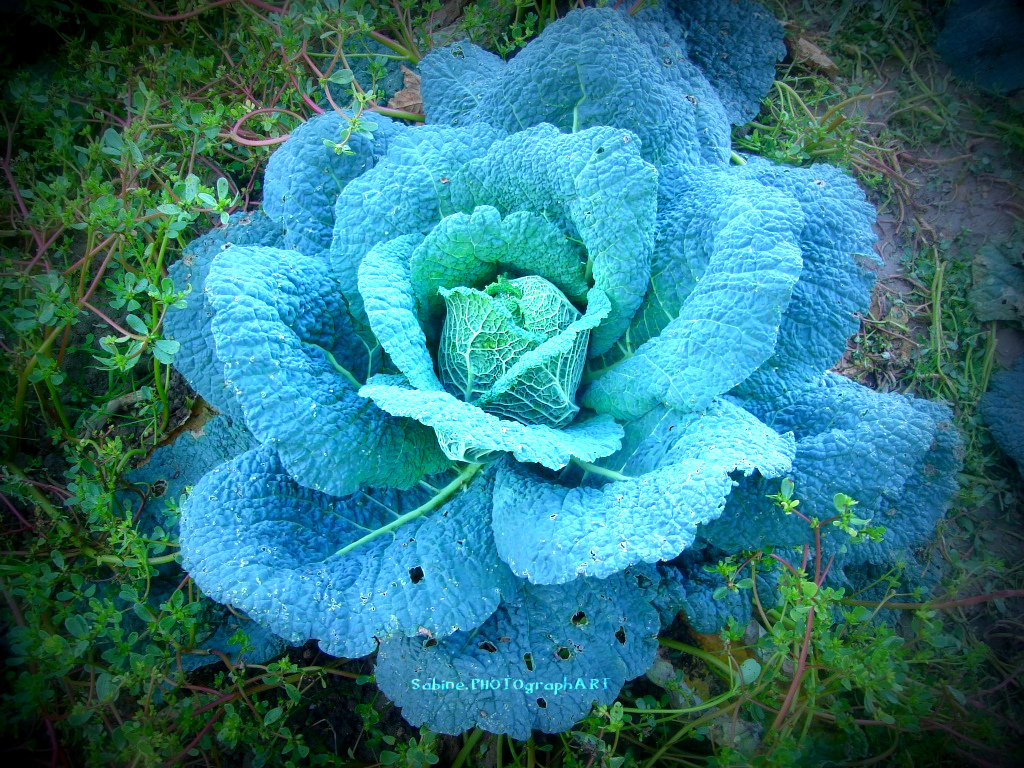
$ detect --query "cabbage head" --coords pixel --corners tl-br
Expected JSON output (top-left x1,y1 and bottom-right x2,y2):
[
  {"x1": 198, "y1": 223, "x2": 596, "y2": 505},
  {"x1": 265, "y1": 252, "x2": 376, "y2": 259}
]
[{"x1": 166, "y1": 1, "x2": 961, "y2": 739}]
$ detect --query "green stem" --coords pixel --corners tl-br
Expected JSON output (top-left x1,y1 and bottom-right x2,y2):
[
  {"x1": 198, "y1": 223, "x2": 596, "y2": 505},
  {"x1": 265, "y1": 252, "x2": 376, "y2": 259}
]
[
  {"x1": 1, "y1": 460, "x2": 74, "y2": 537},
  {"x1": 658, "y1": 637, "x2": 735, "y2": 680},
  {"x1": 304, "y1": 342, "x2": 363, "y2": 389},
  {"x1": 452, "y1": 728, "x2": 484, "y2": 768},
  {"x1": 570, "y1": 458, "x2": 632, "y2": 482},
  {"x1": 335, "y1": 462, "x2": 483, "y2": 556},
  {"x1": 369, "y1": 105, "x2": 424, "y2": 122}
]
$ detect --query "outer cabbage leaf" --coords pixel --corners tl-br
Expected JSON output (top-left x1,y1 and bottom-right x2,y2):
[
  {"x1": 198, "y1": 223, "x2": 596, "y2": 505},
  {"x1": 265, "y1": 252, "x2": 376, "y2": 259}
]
[
  {"x1": 731, "y1": 159, "x2": 879, "y2": 399},
  {"x1": 644, "y1": 0, "x2": 786, "y2": 124},
  {"x1": 165, "y1": 210, "x2": 285, "y2": 421},
  {"x1": 654, "y1": 555, "x2": 759, "y2": 635},
  {"x1": 414, "y1": 41, "x2": 506, "y2": 126},
  {"x1": 980, "y1": 357, "x2": 1024, "y2": 474},
  {"x1": 179, "y1": 446, "x2": 517, "y2": 658},
  {"x1": 360, "y1": 376, "x2": 623, "y2": 469},
  {"x1": 262, "y1": 110, "x2": 404, "y2": 260},
  {"x1": 491, "y1": 399, "x2": 794, "y2": 584},
  {"x1": 450, "y1": 124, "x2": 658, "y2": 355},
  {"x1": 123, "y1": 414, "x2": 255, "y2": 520},
  {"x1": 583, "y1": 165, "x2": 803, "y2": 421},
  {"x1": 374, "y1": 567, "x2": 660, "y2": 739},
  {"x1": 703, "y1": 374, "x2": 962, "y2": 566},
  {"x1": 204, "y1": 245, "x2": 448, "y2": 495},
  {"x1": 421, "y1": 8, "x2": 733, "y2": 168},
  {"x1": 969, "y1": 240, "x2": 1024, "y2": 322}
]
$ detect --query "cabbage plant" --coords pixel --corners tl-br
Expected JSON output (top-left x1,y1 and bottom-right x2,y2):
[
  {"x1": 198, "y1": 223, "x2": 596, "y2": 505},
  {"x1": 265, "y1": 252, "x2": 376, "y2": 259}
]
[{"x1": 168, "y1": 0, "x2": 961, "y2": 738}]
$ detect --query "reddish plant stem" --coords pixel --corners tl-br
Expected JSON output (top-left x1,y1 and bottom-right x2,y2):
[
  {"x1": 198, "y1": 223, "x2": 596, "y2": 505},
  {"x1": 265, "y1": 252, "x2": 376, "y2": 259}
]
[
  {"x1": 61, "y1": 233, "x2": 117, "y2": 277},
  {"x1": 1, "y1": 491, "x2": 38, "y2": 531},
  {"x1": 80, "y1": 300, "x2": 142, "y2": 339},
  {"x1": 842, "y1": 589, "x2": 1024, "y2": 611},
  {"x1": 132, "y1": 0, "x2": 284, "y2": 23},
  {"x1": 159, "y1": 706, "x2": 224, "y2": 768},
  {"x1": 772, "y1": 593, "x2": 816, "y2": 730}
]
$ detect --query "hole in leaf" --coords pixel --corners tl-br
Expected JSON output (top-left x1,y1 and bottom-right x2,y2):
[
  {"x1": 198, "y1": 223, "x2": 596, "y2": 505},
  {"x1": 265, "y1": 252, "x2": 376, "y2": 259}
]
[
  {"x1": 524, "y1": 653, "x2": 534, "y2": 671},
  {"x1": 615, "y1": 626, "x2": 627, "y2": 644},
  {"x1": 556, "y1": 646, "x2": 573, "y2": 660},
  {"x1": 537, "y1": 697, "x2": 547, "y2": 709},
  {"x1": 478, "y1": 641, "x2": 497, "y2": 653},
  {"x1": 570, "y1": 611, "x2": 588, "y2": 626},
  {"x1": 409, "y1": 566, "x2": 424, "y2": 584},
  {"x1": 424, "y1": 638, "x2": 437, "y2": 648}
]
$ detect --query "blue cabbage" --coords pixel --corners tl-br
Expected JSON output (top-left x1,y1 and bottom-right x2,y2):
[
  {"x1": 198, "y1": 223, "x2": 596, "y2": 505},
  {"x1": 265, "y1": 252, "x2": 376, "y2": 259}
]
[{"x1": 168, "y1": 2, "x2": 961, "y2": 738}]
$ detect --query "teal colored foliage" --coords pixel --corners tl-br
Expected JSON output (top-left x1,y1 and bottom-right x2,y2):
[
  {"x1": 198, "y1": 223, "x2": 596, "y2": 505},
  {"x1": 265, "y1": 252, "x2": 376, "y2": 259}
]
[
  {"x1": 980, "y1": 357, "x2": 1024, "y2": 474},
  {"x1": 169, "y1": 2, "x2": 961, "y2": 738}
]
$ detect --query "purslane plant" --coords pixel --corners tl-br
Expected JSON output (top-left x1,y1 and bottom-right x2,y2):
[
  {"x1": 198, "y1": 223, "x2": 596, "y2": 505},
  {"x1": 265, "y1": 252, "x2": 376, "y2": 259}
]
[{"x1": 167, "y1": 0, "x2": 961, "y2": 738}]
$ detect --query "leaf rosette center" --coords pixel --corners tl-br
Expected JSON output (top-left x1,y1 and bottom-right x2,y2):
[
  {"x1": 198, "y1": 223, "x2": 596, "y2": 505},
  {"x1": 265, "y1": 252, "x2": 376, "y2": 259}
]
[{"x1": 438, "y1": 274, "x2": 591, "y2": 428}]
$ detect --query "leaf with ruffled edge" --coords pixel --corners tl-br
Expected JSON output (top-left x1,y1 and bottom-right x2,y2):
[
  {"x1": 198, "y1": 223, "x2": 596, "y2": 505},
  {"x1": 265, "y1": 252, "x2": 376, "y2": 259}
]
[
  {"x1": 331, "y1": 124, "x2": 504, "y2": 325},
  {"x1": 358, "y1": 234, "x2": 444, "y2": 393},
  {"x1": 643, "y1": 0, "x2": 785, "y2": 125},
  {"x1": 409, "y1": 205, "x2": 590, "y2": 329},
  {"x1": 420, "y1": 8, "x2": 733, "y2": 168},
  {"x1": 360, "y1": 375, "x2": 623, "y2": 469},
  {"x1": 450, "y1": 124, "x2": 657, "y2": 357},
  {"x1": 702, "y1": 374, "x2": 962, "y2": 567},
  {"x1": 262, "y1": 110, "x2": 405, "y2": 260},
  {"x1": 491, "y1": 398, "x2": 793, "y2": 584},
  {"x1": 374, "y1": 566, "x2": 661, "y2": 739},
  {"x1": 179, "y1": 445, "x2": 517, "y2": 658},
  {"x1": 204, "y1": 245, "x2": 449, "y2": 496},
  {"x1": 730, "y1": 158, "x2": 879, "y2": 399},
  {"x1": 583, "y1": 164, "x2": 803, "y2": 422},
  {"x1": 166, "y1": 210, "x2": 285, "y2": 422}
]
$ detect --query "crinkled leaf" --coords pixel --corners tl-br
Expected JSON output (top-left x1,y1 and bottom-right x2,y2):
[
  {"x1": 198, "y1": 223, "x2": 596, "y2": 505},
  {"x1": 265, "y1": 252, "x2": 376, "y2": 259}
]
[
  {"x1": 331, "y1": 124, "x2": 504, "y2": 324},
  {"x1": 166, "y1": 210, "x2": 285, "y2": 421},
  {"x1": 450, "y1": 124, "x2": 657, "y2": 355},
  {"x1": 437, "y1": 281, "x2": 606, "y2": 427},
  {"x1": 654, "y1": 554, "x2": 781, "y2": 634},
  {"x1": 704, "y1": 374, "x2": 962, "y2": 566},
  {"x1": 180, "y1": 446, "x2": 516, "y2": 658},
  {"x1": 204, "y1": 245, "x2": 448, "y2": 495},
  {"x1": 358, "y1": 234, "x2": 443, "y2": 392},
  {"x1": 263, "y1": 111, "x2": 403, "y2": 259},
  {"x1": 409, "y1": 205, "x2": 589, "y2": 327},
  {"x1": 416, "y1": 41, "x2": 506, "y2": 125},
  {"x1": 375, "y1": 567, "x2": 660, "y2": 739},
  {"x1": 646, "y1": 0, "x2": 786, "y2": 124},
  {"x1": 122, "y1": 413, "x2": 255, "y2": 527},
  {"x1": 421, "y1": 8, "x2": 733, "y2": 168},
  {"x1": 731, "y1": 159, "x2": 878, "y2": 399},
  {"x1": 492, "y1": 399, "x2": 793, "y2": 584},
  {"x1": 478, "y1": 289, "x2": 610, "y2": 427},
  {"x1": 583, "y1": 165, "x2": 803, "y2": 421},
  {"x1": 360, "y1": 376, "x2": 623, "y2": 469}
]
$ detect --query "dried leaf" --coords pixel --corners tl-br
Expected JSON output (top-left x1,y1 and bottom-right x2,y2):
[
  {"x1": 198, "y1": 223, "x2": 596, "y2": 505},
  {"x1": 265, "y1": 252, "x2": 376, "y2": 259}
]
[
  {"x1": 788, "y1": 36, "x2": 840, "y2": 77},
  {"x1": 388, "y1": 65, "x2": 423, "y2": 115}
]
